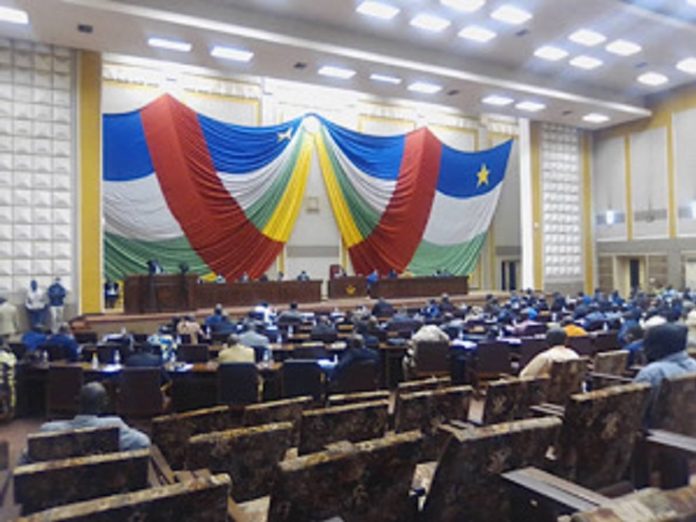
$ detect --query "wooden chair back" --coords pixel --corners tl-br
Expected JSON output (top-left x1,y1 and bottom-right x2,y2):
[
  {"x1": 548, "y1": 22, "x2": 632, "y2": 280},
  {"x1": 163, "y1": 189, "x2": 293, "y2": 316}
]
[
  {"x1": 397, "y1": 376, "x2": 451, "y2": 396},
  {"x1": 281, "y1": 360, "x2": 324, "y2": 401},
  {"x1": 330, "y1": 359, "x2": 380, "y2": 394},
  {"x1": 593, "y1": 350, "x2": 628, "y2": 375},
  {"x1": 17, "y1": 474, "x2": 231, "y2": 521},
  {"x1": 187, "y1": 422, "x2": 293, "y2": 502},
  {"x1": 652, "y1": 372, "x2": 696, "y2": 436},
  {"x1": 481, "y1": 376, "x2": 549, "y2": 425},
  {"x1": 242, "y1": 396, "x2": 311, "y2": 427},
  {"x1": 422, "y1": 417, "x2": 562, "y2": 522},
  {"x1": 152, "y1": 405, "x2": 244, "y2": 469},
  {"x1": 555, "y1": 383, "x2": 651, "y2": 489},
  {"x1": 395, "y1": 385, "x2": 472, "y2": 460},
  {"x1": 117, "y1": 368, "x2": 163, "y2": 418},
  {"x1": 413, "y1": 340, "x2": 451, "y2": 376},
  {"x1": 13, "y1": 448, "x2": 150, "y2": 515},
  {"x1": 547, "y1": 357, "x2": 589, "y2": 405},
  {"x1": 267, "y1": 431, "x2": 422, "y2": 522},
  {"x1": 27, "y1": 426, "x2": 119, "y2": 462},
  {"x1": 328, "y1": 390, "x2": 390, "y2": 407},
  {"x1": 178, "y1": 344, "x2": 210, "y2": 363},
  {"x1": 298, "y1": 400, "x2": 389, "y2": 455},
  {"x1": 46, "y1": 365, "x2": 83, "y2": 418},
  {"x1": 216, "y1": 363, "x2": 259, "y2": 405}
]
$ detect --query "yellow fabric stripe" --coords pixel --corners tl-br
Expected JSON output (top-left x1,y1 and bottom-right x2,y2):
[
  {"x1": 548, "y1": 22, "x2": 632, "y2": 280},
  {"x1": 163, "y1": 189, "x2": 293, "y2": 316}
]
[
  {"x1": 314, "y1": 131, "x2": 364, "y2": 247},
  {"x1": 79, "y1": 51, "x2": 102, "y2": 313},
  {"x1": 262, "y1": 133, "x2": 312, "y2": 242}
]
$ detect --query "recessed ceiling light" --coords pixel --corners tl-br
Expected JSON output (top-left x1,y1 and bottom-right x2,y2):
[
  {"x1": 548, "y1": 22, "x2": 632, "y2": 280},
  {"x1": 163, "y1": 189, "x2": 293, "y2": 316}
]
[
  {"x1": 410, "y1": 13, "x2": 451, "y2": 32},
  {"x1": 356, "y1": 1, "x2": 400, "y2": 20},
  {"x1": 458, "y1": 25, "x2": 497, "y2": 43},
  {"x1": 148, "y1": 37, "x2": 192, "y2": 52},
  {"x1": 210, "y1": 46, "x2": 254, "y2": 62},
  {"x1": 637, "y1": 72, "x2": 668, "y2": 86},
  {"x1": 606, "y1": 39, "x2": 641, "y2": 56},
  {"x1": 408, "y1": 81, "x2": 442, "y2": 94},
  {"x1": 516, "y1": 101, "x2": 546, "y2": 112},
  {"x1": 583, "y1": 113, "x2": 610, "y2": 124},
  {"x1": 569, "y1": 55, "x2": 603, "y2": 70},
  {"x1": 482, "y1": 95, "x2": 514, "y2": 106},
  {"x1": 534, "y1": 45, "x2": 568, "y2": 61},
  {"x1": 318, "y1": 65, "x2": 356, "y2": 79},
  {"x1": 440, "y1": 0, "x2": 485, "y2": 12},
  {"x1": 568, "y1": 29, "x2": 606, "y2": 47},
  {"x1": 677, "y1": 57, "x2": 696, "y2": 74},
  {"x1": 0, "y1": 6, "x2": 28, "y2": 25},
  {"x1": 370, "y1": 73, "x2": 402, "y2": 84},
  {"x1": 490, "y1": 5, "x2": 532, "y2": 25}
]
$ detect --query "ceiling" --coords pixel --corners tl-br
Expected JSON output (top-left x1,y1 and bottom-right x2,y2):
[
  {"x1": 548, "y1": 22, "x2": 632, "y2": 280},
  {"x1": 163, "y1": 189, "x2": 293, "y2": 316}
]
[{"x1": 3, "y1": 0, "x2": 696, "y2": 128}]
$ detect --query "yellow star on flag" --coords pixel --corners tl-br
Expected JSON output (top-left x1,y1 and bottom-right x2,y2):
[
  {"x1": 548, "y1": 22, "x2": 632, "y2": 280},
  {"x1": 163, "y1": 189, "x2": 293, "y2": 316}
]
[{"x1": 476, "y1": 163, "x2": 490, "y2": 187}]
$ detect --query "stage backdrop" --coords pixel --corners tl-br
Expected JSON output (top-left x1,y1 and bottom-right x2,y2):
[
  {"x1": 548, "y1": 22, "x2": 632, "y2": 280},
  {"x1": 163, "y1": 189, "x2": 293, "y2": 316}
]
[{"x1": 103, "y1": 95, "x2": 511, "y2": 281}]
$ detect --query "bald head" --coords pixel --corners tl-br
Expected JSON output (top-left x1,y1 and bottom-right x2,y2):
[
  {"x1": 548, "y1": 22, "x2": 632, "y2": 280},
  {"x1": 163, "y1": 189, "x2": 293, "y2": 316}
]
[{"x1": 79, "y1": 382, "x2": 108, "y2": 415}]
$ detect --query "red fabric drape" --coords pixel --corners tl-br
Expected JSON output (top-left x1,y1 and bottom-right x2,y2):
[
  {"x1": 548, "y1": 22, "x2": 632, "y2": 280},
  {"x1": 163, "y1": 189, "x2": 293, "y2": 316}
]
[
  {"x1": 349, "y1": 128, "x2": 441, "y2": 275},
  {"x1": 141, "y1": 95, "x2": 283, "y2": 280}
]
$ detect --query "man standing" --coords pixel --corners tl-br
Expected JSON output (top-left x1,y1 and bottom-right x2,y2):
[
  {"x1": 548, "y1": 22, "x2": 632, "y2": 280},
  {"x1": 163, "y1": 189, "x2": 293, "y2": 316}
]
[
  {"x1": 25, "y1": 280, "x2": 46, "y2": 329},
  {"x1": 0, "y1": 296, "x2": 18, "y2": 343},
  {"x1": 47, "y1": 277, "x2": 67, "y2": 333}
]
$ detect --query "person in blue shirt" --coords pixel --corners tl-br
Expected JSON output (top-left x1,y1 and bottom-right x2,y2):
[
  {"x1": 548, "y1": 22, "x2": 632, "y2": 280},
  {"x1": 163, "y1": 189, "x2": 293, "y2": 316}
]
[
  {"x1": 622, "y1": 325, "x2": 644, "y2": 367},
  {"x1": 47, "y1": 277, "x2": 67, "y2": 333},
  {"x1": 366, "y1": 269, "x2": 379, "y2": 288},
  {"x1": 634, "y1": 322, "x2": 696, "y2": 488},
  {"x1": 204, "y1": 304, "x2": 225, "y2": 333},
  {"x1": 47, "y1": 324, "x2": 80, "y2": 362},
  {"x1": 21, "y1": 325, "x2": 49, "y2": 353}
]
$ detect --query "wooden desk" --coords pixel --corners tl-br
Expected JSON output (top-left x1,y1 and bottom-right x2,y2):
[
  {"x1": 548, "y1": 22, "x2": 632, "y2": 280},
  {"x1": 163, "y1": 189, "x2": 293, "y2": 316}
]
[
  {"x1": 370, "y1": 276, "x2": 468, "y2": 299},
  {"x1": 194, "y1": 280, "x2": 322, "y2": 308},
  {"x1": 124, "y1": 274, "x2": 197, "y2": 314},
  {"x1": 328, "y1": 276, "x2": 368, "y2": 299}
]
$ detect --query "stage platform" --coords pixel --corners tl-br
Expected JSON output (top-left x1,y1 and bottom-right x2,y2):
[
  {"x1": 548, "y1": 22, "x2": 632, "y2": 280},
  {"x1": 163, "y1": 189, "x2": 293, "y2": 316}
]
[{"x1": 81, "y1": 291, "x2": 506, "y2": 336}]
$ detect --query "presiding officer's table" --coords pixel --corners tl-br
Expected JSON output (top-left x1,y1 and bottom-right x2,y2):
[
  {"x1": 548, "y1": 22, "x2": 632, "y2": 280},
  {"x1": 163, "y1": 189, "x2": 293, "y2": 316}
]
[
  {"x1": 327, "y1": 276, "x2": 368, "y2": 299},
  {"x1": 194, "y1": 280, "x2": 322, "y2": 308},
  {"x1": 370, "y1": 276, "x2": 468, "y2": 299},
  {"x1": 124, "y1": 276, "x2": 322, "y2": 313}
]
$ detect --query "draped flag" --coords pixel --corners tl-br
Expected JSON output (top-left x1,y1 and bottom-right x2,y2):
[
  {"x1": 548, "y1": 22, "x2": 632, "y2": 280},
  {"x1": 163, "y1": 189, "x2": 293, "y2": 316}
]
[
  {"x1": 103, "y1": 94, "x2": 511, "y2": 281},
  {"x1": 316, "y1": 119, "x2": 512, "y2": 276},
  {"x1": 103, "y1": 94, "x2": 311, "y2": 281}
]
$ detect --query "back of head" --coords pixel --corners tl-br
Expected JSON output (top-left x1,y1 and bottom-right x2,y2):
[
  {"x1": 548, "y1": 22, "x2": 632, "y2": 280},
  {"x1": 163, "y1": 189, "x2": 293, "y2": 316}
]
[
  {"x1": 290, "y1": 302, "x2": 298, "y2": 310},
  {"x1": 227, "y1": 333, "x2": 240, "y2": 346},
  {"x1": 349, "y1": 334, "x2": 364, "y2": 350},
  {"x1": 79, "y1": 382, "x2": 108, "y2": 415},
  {"x1": 546, "y1": 327, "x2": 568, "y2": 348},
  {"x1": 644, "y1": 323, "x2": 687, "y2": 362}
]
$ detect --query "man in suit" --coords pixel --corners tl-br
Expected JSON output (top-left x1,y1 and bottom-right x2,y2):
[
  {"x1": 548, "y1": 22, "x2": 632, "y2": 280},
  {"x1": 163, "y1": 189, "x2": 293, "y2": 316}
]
[
  {"x1": 239, "y1": 322, "x2": 270, "y2": 361},
  {"x1": 331, "y1": 334, "x2": 379, "y2": 385},
  {"x1": 37, "y1": 382, "x2": 150, "y2": 454},
  {"x1": 278, "y1": 302, "x2": 303, "y2": 324},
  {"x1": 47, "y1": 323, "x2": 80, "y2": 362},
  {"x1": 310, "y1": 316, "x2": 337, "y2": 342}
]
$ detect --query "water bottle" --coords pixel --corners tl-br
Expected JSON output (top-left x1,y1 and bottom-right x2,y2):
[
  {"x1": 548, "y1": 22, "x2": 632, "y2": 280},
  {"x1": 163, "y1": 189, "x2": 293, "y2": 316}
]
[
  {"x1": 114, "y1": 349, "x2": 121, "y2": 365},
  {"x1": 91, "y1": 352, "x2": 99, "y2": 369},
  {"x1": 263, "y1": 348, "x2": 272, "y2": 364},
  {"x1": 288, "y1": 325, "x2": 294, "y2": 337}
]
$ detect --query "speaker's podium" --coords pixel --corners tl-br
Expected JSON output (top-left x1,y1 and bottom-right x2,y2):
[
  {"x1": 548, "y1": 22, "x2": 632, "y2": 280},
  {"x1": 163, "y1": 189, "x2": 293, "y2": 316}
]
[{"x1": 124, "y1": 274, "x2": 197, "y2": 314}]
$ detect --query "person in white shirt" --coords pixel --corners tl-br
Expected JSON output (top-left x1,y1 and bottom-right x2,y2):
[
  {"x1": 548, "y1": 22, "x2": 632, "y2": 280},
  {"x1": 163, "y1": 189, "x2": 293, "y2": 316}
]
[
  {"x1": 217, "y1": 334, "x2": 255, "y2": 364},
  {"x1": 0, "y1": 297, "x2": 19, "y2": 343},
  {"x1": 25, "y1": 279, "x2": 46, "y2": 329},
  {"x1": 520, "y1": 328, "x2": 579, "y2": 379}
]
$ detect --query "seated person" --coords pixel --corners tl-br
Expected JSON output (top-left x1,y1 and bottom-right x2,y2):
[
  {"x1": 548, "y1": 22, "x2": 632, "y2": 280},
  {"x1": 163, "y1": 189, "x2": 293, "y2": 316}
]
[
  {"x1": 252, "y1": 302, "x2": 275, "y2": 325},
  {"x1": 239, "y1": 321, "x2": 270, "y2": 351},
  {"x1": 0, "y1": 339, "x2": 17, "y2": 420},
  {"x1": 423, "y1": 299, "x2": 441, "y2": 319},
  {"x1": 124, "y1": 344, "x2": 171, "y2": 410},
  {"x1": 37, "y1": 382, "x2": 150, "y2": 453},
  {"x1": 217, "y1": 334, "x2": 255, "y2": 364},
  {"x1": 310, "y1": 316, "x2": 338, "y2": 342},
  {"x1": 176, "y1": 314, "x2": 202, "y2": 344},
  {"x1": 366, "y1": 269, "x2": 379, "y2": 288},
  {"x1": 296, "y1": 270, "x2": 310, "y2": 282},
  {"x1": 634, "y1": 323, "x2": 696, "y2": 488},
  {"x1": 562, "y1": 317, "x2": 587, "y2": 338},
  {"x1": 278, "y1": 302, "x2": 303, "y2": 324},
  {"x1": 257, "y1": 274, "x2": 269, "y2": 282},
  {"x1": 47, "y1": 323, "x2": 80, "y2": 362},
  {"x1": 21, "y1": 325, "x2": 48, "y2": 353},
  {"x1": 239, "y1": 272, "x2": 250, "y2": 283},
  {"x1": 623, "y1": 324, "x2": 644, "y2": 367},
  {"x1": 330, "y1": 334, "x2": 379, "y2": 385},
  {"x1": 387, "y1": 268, "x2": 398, "y2": 279},
  {"x1": 204, "y1": 304, "x2": 225, "y2": 333},
  {"x1": 439, "y1": 293, "x2": 455, "y2": 314},
  {"x1": 371, "y1": 297, "x2": 394, "y2": 317},
  {"x1": 276, "y1": 271, "x2": 285, "y2": 281},
  {"x1": 520, "y1": 328, "x2": 579, "y2": 379},
  {"x1": 103, "y1": 279, "x2": 119, "y2": 309},
  {"x1": 403, "y1": 324, "x2": 450, "y2": 376},
  {"x1": 214, "y1": 273, "x2": 226, "y2": 284},
  {"x1": 216, "y1": 313, "x2": 238, "y2": 336},
  {"x1": 146, "y1": 258, "x2": 164, "y2": 275},
  {"x1": 387, "y1": 306, "x2": 415, "y2": 331}
]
